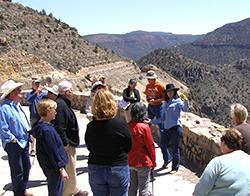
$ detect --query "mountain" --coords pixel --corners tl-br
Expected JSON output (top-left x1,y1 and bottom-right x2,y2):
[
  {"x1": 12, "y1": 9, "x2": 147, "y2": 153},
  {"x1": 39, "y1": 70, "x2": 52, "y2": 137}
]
[
  {"x1": 0, "y1": 1, "x2": 190, "y2": 97},
  {"x1": 85, "y1": 31, "x2": 203, "y2": 60},
  {"x1": 137, "y1": 49, "x2": 250, "y2": 126},
  {"x1": 175, "y1": 18, "x2": 250, "y2": 66},
  {"x1": 0, "y1": 1, "x2": 124, "y2": 72}
]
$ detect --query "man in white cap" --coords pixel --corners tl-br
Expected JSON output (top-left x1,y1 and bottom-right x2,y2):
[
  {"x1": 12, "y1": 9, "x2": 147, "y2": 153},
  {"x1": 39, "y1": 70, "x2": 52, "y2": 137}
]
[
  {"x1": 0, "y1": 80, "x2": 33, "y2": 196},
  {"x1": 53, "y1": 80, "x2": 88, "y2": 196}
]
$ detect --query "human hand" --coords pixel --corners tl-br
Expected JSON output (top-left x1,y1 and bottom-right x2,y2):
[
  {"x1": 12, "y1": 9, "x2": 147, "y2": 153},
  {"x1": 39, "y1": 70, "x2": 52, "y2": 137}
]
[
  {"x1": 178, "y1": 92, "x2": 188, "y2": 101},
  {"x1": 60, "y1": 168, "x2": 69, "y2": 181},
  {"x1": 149, "y1": 99, "x2": 155, "y2": 105}
]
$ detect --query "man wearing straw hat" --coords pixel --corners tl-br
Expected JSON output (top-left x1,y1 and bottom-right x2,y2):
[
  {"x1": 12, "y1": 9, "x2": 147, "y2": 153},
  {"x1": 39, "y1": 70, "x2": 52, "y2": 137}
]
[{"x1": 0, "y1": 80, "x2": 33, "y2": 196}]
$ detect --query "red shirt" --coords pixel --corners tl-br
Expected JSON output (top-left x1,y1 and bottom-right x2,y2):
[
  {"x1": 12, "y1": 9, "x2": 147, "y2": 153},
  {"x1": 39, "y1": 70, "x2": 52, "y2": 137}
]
[{"x1": 128, "y1": 121, "x2": 156, "y2": 168}]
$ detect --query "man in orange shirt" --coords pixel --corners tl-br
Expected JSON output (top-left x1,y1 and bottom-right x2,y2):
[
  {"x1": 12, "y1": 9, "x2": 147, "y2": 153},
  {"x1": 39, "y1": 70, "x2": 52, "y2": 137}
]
[{"x1": 144, "y1": 70, "x2": 165, "y2": 122}]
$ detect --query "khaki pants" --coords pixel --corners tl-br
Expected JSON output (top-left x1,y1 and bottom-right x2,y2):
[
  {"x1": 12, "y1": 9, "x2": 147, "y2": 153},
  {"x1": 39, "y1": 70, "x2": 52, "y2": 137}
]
[{"x1": 63, "y1": 146, "x2": 79, "y2": 196}]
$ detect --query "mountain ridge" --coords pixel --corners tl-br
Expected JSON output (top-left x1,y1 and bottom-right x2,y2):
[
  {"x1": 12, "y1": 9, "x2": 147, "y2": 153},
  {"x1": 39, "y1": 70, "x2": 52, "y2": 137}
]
[{"x1": 85, "y1": 31, "x2": 203, "y2": 60}]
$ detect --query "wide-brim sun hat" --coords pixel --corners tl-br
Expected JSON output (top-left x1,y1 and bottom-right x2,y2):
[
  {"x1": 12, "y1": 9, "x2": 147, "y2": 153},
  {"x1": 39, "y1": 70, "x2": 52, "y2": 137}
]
[
  {"x1": 45, "y1": 85, "x2": 59, "y2": 96},
  {"x1": 165, "y1": 83, "x2": 179, "y2": 92},
  {"x1": 0, "y1": 80, "x2": 23, "y2": 100},
  {"x1": 146, "y1": 70, "x2": 157, "y2": 79}
]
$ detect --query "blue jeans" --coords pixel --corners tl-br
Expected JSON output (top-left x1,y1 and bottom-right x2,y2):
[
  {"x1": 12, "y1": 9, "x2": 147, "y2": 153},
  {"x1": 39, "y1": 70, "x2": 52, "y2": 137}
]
[
  {"x1": 43, "y1": 169, "x2": 64, "y2": 196},
  {"x1": 147, "y1": 104, "x2": 161, "y2": 121},
  {"x1": 88, "y1": 164, "x2": 130, "y2": 196},
  {"x1": 160, "y1": 126, "x2": 183, "y2": 170},
  {"x1": 5, "y1": 142, "x2": 31, "y2": 196}
]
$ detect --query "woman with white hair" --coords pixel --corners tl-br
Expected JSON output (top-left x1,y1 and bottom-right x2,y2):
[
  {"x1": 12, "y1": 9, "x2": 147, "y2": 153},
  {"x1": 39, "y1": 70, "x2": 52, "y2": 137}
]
[{"x1": 231, "y1": 103, "x2": 250, "y2": 154}]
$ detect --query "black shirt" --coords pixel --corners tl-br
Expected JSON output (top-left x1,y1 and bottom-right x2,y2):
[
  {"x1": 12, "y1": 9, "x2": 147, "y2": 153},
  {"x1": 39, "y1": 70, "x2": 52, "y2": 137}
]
[
  {"x1": 54, "y1": 94, "x2": 80, "y2": 147},
  {"x1": 85, "y1": 117, "x2": 132, "y2": 166},
  {"x1": 122, "y1": 87, "x2": 141, "y2": 104}
]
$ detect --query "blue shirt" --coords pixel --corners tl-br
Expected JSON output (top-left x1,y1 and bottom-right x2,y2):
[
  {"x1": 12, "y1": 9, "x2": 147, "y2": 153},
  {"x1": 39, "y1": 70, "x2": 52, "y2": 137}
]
[
  {"x1": 194, "y1": 150, "x2": 250, "y2": 196},
  {"x1": 26, "y1": 89, "x2": 47, "y2": 120},
  {"x1": 159, "y1": 97, "x2": 188, "y2": 129},
  {"x1": 0, "y1": 99, "x2": 31, "y2": 148}
]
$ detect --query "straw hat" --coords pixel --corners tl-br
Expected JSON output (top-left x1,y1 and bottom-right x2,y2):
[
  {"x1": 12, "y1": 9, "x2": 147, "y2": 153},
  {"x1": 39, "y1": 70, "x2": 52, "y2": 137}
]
[{"x1": 0, "y1": 80, "x2": 23, "y2": 100}]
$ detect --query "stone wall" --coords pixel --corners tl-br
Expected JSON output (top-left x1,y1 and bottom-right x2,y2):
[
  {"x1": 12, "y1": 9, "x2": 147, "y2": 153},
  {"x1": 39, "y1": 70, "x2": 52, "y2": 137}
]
[{"x1": 180, "y1": 112, "x2": 224, "y2": 171}]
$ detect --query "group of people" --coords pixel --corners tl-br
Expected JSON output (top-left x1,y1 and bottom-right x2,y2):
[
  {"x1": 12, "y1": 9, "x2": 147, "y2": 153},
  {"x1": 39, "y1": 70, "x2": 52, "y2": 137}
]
[
  {"x1": 0, "y1": 69, "x2": 250, "y2": 196},
  {"x1": 0, "y1": 79, "x2": 88, "y2": 196}
]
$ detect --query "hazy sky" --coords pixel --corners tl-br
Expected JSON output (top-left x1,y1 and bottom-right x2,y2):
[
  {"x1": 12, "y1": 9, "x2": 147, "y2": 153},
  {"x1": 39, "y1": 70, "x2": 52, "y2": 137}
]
[{"x1": 13, "y1": 0, "x2": 250, "y2": 36}]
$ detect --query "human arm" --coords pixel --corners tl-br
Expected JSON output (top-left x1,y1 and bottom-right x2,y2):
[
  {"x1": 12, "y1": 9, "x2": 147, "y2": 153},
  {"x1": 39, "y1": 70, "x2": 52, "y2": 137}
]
[
  {"x1": 26, "y1": 91, "x2": 37, "y2": 103},
  {"x1": 42, "y1": 127, "x2": 68, "y2": 170},
  {"x1": 123, "y1": 88, "x2": 136, "y2": 103},
  {"x1": 0, "y1": 109, "x2": 16, "y2": 144},
  {"x1": 148, "y1": 83, "x2": 165, "y2": 105},
  {"x1": 143, "y1": 124, "x2": 156, "y2": 167},
  {"x1": 121, "y1": 121, "x2": 132, "y2": 153},
  {"x1": 59, "y1": 168, "x2": 68, "y2": 181},
  {"x1": 53, "y1": 102, "x2": 69, "y2": 146},
  {"x1": 193, "y1": 157, "x2": 221, "y2": 196}
]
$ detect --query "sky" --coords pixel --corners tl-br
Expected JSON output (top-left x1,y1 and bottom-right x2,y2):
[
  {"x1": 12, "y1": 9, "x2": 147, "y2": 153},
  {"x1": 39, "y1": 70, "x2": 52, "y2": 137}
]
[{"x1": 13, "y1": 0, "x2": 250, "y2": 36}]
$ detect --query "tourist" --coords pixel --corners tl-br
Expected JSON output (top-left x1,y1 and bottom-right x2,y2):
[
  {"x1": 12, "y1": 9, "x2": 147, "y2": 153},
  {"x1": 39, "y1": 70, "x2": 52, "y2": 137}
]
[
  {"x1": 85, "y1": 81, "x2": 106, "y2": 121},
  {"x1": 53, "y1": 80, "x2": 88, "y2": 196},
  {"x1": 85, "y1": 90, "x2": 132, "y2": 196},
  {"x1": 0, "y1": 80, "x2": 33, "y2": 196},
  {"x1": 122, "y1": 79, "x2": 141, "y2": 122},
  {"x1": 128, "y1": 102, "x2": 156, "y2": 196},
  {"x1": 159, "y1": 83, "x2": 188, "y2": 173},
  {"x1": 144, "y1": 70, "x2": 165, "y2": 123},
  {"x1": 32, "y1": 99, "x2": 68, "y2": 196},
  {"x1": 230, "y1": 103, "x2": 250, "y2": 154},
  {"x1": 26, "y1": 78, "x2": 47, "y2": 156},
  {"x1": 193, "y1": 129, "x2": 250, "y2": 195}
]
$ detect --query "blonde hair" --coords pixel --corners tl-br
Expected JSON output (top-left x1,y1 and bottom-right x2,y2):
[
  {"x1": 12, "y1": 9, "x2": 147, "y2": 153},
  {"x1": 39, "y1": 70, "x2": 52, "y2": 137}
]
[
  {"x1": 92, "y1": 90, "x2": 117, "y2": 120},
  {"x1": 230, "y1": 103, "x2": 248, "y2": 125},
  {"x1": 37, "y1": 99, "x2": 57, "y2": 117}
]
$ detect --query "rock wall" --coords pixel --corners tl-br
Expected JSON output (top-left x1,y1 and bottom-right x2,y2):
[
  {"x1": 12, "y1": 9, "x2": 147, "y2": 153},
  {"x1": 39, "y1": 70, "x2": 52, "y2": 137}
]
[{"x1": 181, "y1": 112, "x2": 224, "y2": 171}]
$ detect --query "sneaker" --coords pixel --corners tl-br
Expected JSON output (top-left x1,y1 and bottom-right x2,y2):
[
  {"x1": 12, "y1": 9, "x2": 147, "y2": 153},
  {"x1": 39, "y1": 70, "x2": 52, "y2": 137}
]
[
  {"x1": 161, "y1": 163, "x2": 169, "y2": 169},
  {"x1": 24, "y1": 191, "x2": 34, "y2": 196},
  {"x1": 169, "y1": 169, "x2": 178, "y2": 175},
  {"x1": 74, "y1": 190, "x2": 89, "y2": 196}
]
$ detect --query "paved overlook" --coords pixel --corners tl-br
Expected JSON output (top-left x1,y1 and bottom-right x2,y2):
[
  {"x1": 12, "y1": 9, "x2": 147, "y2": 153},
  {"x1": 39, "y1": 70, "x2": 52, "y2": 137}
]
[{"x1": 0, "y1": 107, "x2": 199, "y2": 196}]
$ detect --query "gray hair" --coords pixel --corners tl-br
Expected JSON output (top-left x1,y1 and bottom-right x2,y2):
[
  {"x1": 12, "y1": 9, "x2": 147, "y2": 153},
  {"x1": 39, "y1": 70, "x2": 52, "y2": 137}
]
[
  {"x1": 230, "y1": 103, "x2": 248, "y2": 125},
  {"x1": 131, "y1": 102, "x2": 147, "y2": 122}
]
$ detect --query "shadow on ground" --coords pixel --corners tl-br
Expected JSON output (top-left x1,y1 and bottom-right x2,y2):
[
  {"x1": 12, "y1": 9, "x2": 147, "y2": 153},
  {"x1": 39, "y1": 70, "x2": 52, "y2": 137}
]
[
  {"x1": 77, "y1": 155, "x2": 88, "y2": 161},
  {"x1": 76, "y1": 166, "x2": 88, "y2": 176},
  {"x1": 3, "y1": 180, "x2": 47, "y2": 192},
  {"x1": 1, "y1": 155, "x2": 8, "y2": 161}
]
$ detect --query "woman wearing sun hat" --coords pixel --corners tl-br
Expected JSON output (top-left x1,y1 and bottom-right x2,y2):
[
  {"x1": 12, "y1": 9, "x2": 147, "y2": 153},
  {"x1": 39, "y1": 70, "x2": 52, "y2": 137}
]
[{"x1": 159, "y1": 83, "x2": 188, "y2": 173}]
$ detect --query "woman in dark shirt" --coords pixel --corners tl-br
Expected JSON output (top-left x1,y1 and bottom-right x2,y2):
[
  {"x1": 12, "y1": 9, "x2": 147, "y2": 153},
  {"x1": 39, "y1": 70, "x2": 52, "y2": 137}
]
[
  {"x1": 122, "y1": 79, "x2": 141, "y2": 122},
  {"x1": 85, "y1": 90, "x2": 132, "y2": 196}
]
